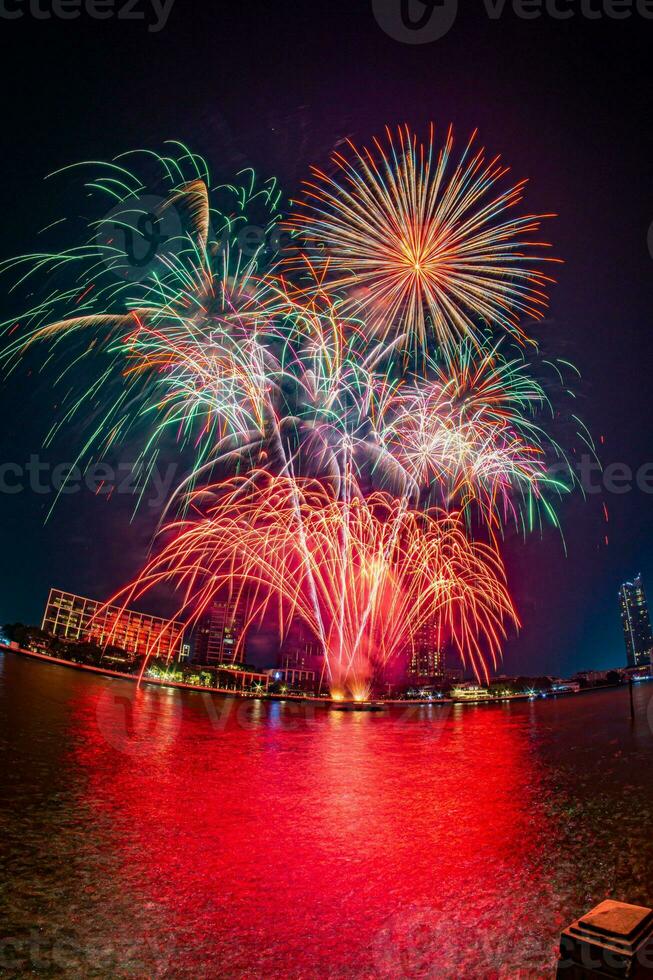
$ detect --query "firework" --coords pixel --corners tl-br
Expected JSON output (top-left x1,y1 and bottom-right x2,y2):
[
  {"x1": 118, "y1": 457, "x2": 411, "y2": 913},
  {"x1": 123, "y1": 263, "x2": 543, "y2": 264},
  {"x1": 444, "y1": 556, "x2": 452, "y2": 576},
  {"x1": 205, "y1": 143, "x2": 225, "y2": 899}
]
[
  {"x1": 1, "y1": 133, "x2": 580, "y2": 694},
  {"x1": 377, "y1": 342, "x2": 573, "y2": 530},
  {"x1": 0, "y1": 146, "x2": 284, "y2": 494},
  {"x1": 113, "y1": 472, "x2": 517, "y2": 694},
  {"x1": 289, "y1": 124, "x2": 559, "y2": 357}
]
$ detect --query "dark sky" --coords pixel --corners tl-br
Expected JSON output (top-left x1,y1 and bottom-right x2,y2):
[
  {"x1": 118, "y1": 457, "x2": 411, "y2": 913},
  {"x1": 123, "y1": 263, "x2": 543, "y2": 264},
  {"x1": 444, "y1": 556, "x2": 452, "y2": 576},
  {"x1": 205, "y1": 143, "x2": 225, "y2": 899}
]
[{"x1": 0, "y1": 0, "x2": 652, "y2": 677}]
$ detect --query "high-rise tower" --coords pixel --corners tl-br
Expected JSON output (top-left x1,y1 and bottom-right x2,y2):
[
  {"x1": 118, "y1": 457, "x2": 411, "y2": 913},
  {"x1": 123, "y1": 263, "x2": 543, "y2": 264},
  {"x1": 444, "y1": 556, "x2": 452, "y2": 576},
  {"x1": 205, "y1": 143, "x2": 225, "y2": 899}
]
[
  {"x1": 194, "y1": 599, "x2": 243, "y2": 667},
  {"x1": 619, "y1": 574, "x2": 653, "y2": 668}
]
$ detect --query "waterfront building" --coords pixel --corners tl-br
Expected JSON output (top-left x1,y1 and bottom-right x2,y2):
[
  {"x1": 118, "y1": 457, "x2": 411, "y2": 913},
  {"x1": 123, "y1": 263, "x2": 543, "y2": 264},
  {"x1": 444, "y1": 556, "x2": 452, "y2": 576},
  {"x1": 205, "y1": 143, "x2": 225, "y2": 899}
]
[
  {"x1": 193, "y1": 599, "x2": 243, "y2": 667},
  {"x1": 572, "y1": 669, "x2": 616, "y2": 685},
  {"x1": 624, "y1": 664, "x2": 653, "y2": 681},
  {"x1": 277, "y1": 620, "x2": 324, "y2": 693},
  {"x1": 267, "y1": 665, "x2": 316, "y2": 693},
  {"x1": 42, "y1": 588, "x2": 183, "y2": 662},
  {"x1": 619, "y1": 574, "x2": 653, "y2": 668},
  {"x1": 408, "y1": 618, "x2": 445, "y2": 679}
]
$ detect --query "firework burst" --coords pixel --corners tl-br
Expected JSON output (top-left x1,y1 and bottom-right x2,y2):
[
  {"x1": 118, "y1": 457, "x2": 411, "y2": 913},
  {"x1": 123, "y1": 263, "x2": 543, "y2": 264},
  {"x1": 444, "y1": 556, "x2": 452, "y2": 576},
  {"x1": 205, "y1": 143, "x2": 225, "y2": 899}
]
[
  {"x1": 289, "y1": 124, "x2": 559, "y2": 357},
  {"x1": 0, "y1": 146, "x2": 286, "y2": 492},
  {"x1": 377, "y1": 342, "x2": 573, "y2": 530}
]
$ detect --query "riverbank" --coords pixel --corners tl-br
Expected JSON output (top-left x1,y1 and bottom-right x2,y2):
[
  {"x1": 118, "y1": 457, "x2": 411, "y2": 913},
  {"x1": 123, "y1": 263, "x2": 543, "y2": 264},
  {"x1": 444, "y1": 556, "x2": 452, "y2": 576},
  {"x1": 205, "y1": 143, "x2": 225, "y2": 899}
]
[
  {"x1": 0, "y1": 643, "x2": 312, "y2": 702},
  {"x1": 0, "y1": 642, "x2": 631, "y2": 708}
]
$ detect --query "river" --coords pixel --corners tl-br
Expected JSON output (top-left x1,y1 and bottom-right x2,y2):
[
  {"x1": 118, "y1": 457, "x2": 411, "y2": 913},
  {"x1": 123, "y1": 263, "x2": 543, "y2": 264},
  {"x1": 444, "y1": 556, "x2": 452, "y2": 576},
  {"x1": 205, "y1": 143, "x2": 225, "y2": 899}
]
[{"x1": 2, "y1": 650, "x2": 653, "y2": 978}]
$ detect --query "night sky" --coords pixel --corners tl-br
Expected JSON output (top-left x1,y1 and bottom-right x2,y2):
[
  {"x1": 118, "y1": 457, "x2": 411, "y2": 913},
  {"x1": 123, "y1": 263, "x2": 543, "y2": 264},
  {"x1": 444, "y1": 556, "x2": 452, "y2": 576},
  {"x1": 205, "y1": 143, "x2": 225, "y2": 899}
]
[{"x1": 0, "y1": 0, "x2": 651, "y2": 677}]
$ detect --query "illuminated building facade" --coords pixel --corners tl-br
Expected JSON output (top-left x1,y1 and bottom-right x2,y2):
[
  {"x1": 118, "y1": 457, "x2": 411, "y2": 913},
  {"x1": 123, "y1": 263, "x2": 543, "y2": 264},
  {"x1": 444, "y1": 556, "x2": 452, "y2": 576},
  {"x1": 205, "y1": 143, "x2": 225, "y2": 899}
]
[
  {"x1": 277, "y1": 620, "x2": 324, "y2": 692},
  {"x1": 267, "y1": 665, "x2": 316, "y2": 693},
  {"x1": 408, "y1": 618, "x2": 445, "y2": 678},
  {"x1": 619, "y1": 574, "x2": 653, "y2": 668},
  {"x1": 193, "y1": 599, "x2": 243, "y2": 667},
  {"x1": 42, "y1": 588, "x2": 183, "y2": 662},
  {"x1": 409, "y1": 646, "x2": 445, "y2": 677}
]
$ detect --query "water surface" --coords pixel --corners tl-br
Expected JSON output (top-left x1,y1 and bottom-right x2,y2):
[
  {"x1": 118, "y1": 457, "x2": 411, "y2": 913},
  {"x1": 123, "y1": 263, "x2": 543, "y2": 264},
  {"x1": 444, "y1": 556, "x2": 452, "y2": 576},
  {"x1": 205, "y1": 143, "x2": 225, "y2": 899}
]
[{"x1": 2, "y1": 651, "x2": 653, "y2": 978}]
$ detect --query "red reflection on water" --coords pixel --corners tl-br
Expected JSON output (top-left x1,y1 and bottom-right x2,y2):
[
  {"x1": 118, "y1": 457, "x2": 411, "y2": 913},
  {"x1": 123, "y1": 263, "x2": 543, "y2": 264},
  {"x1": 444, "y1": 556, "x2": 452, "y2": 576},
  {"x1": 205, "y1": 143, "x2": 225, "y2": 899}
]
[{"x1": 70, "y1": 688, "x2": 561, "y2": 977}]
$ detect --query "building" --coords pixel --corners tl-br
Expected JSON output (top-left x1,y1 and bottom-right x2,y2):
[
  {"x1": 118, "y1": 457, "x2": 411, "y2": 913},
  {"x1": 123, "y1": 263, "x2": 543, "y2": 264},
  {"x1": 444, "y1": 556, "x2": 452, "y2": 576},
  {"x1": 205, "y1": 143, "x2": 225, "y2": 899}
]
[
  {"x1": 267, "y1": 665, "x2": 316, "y2": 694},
  {"x1": 42, "y1": 588, "x2": 183, "y2": 663},
  {"x1": 624, "y1": 664, "x2": 653, "y2": 681},
  {"x1": 408, "y1": 619, "x2": 445, "y2": 679},
  {"x1": 619, "y1": 574, "x2": 653, "y2": 668},
  {"x1": 193, "y1": 599, "x2": 243, "y2": 667},
  {"x1": 572, "y1": 669, "x2": 613, "y2": 686},
  {"x1": 276, "y1": 621, "x2": 324, "y2": 693},
  {"x1": 408, "y1": 646, "x2": 445, "y2": 678}
]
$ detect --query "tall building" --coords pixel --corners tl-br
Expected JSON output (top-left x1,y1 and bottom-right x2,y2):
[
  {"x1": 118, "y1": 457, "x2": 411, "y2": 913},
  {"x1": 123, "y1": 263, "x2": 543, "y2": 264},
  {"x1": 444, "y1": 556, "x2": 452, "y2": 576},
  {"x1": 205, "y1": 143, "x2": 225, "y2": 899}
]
[
  {"x1": 409, "y1": 646, "x2": 445, "y2": 678},
  {"x1": 619, "y1": 574, "x2": 653, "y2": 668},
  {"x1": 42, "y1": 588, "x2": 183, "y2": 662},
  {"x1": 408, "y1": 619, "x2": 445, "y2": 678},
  {"x1": 193, "y1": 599, "x2": 243, "y2": 667}
]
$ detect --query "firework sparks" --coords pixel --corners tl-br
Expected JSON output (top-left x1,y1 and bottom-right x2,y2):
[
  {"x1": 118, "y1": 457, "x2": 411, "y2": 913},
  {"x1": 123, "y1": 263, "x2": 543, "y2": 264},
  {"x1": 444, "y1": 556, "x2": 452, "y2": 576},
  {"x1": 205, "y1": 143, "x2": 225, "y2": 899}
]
[
  {"x1": 114, "y1": 473, "x2": 517, "y2": 694},
  {"x1": 289, "y1": 124, "x2": 559, "y2": 357},
  {"x1": 0, "y1": 133, "x2": 582, "y2": 693},
  {"x1": 377, "y1": 342, "x2": 573, "y2": 530},
  {"x1": 0, "y1": 146, "x2": 284, "y2": 491}
]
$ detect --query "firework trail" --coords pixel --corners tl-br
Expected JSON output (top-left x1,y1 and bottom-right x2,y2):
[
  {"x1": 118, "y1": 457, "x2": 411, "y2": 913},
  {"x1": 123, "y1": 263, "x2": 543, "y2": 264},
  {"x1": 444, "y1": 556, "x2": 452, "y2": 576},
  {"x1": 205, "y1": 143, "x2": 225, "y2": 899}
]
[
  {"x1": 113, "y1": 473, "x2": 517, "y2": 697},
  {"x1": 0, "y1": 146, "x2": 284, "y2": 494}
]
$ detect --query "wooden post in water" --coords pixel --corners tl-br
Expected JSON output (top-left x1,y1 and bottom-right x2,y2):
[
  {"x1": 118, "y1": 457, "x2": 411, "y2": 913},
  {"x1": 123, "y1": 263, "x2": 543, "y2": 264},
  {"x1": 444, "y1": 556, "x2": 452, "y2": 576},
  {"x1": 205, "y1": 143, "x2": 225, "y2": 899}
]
[
  {"x1": 630, "y1": 674, "x2": 635, "y2": 722},
  {"x1": 556, "y1": 900, "x2": 653, "y2": 977}
]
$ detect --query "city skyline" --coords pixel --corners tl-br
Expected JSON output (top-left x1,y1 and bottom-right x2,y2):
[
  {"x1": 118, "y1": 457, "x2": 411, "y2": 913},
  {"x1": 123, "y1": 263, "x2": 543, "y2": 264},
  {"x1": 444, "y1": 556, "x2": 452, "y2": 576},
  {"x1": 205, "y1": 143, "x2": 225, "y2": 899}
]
[{"x1": 7, "y1": 575, "x2": 648, "y2": 680}]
